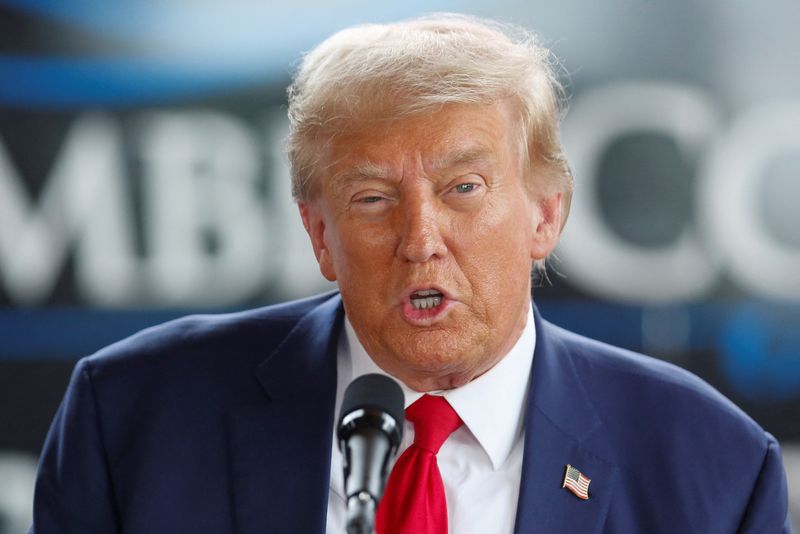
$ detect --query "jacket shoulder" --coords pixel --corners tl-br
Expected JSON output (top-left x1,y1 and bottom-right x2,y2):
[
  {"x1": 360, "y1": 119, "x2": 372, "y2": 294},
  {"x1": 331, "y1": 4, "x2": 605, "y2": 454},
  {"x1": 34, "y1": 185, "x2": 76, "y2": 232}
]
[
  {"x1": 85, "y1": 291, "x2": 339, "y2": 371},
  {"x1": 541, "y1": 321, "x2": 786, "y2": 530},
  {"x1": 545, "y1": 323, "x2": 767, "y2": 454}
]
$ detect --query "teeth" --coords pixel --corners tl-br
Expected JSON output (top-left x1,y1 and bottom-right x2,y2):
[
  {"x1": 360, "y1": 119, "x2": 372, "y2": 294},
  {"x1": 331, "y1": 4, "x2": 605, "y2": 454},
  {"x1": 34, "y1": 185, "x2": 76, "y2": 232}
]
[
  {"x1": 411, "y1": 296, "x2": 442, "y2": 310},
  {"x1": 410, "y1": 288, "x2": 444, "y2": 310}
]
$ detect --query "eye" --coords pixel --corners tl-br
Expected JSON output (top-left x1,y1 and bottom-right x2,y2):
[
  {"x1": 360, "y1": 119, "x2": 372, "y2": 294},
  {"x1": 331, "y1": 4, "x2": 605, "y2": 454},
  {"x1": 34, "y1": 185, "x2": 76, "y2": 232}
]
[
  {"x1": 350, "y1": 191, "x2": 393, "y2": 212},
  {"x1": 448, "y1": 178, "x2": 485, "y2": 197},
  {"x1": 442, "y1": 175, "x2": 485, "y2": 208},
  {"x1": 351, "y1": 191, "x2": 389, "y2": 204},
  {"x1": 453, "y1": 183, "x2": 478, "y2": 194}
]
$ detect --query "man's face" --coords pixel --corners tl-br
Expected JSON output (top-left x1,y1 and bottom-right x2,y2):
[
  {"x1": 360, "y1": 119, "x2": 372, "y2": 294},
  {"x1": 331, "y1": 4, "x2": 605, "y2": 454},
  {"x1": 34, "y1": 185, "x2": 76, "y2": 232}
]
[{"x1": 301, "y1": 101, "x2": 562, "y2": 391}]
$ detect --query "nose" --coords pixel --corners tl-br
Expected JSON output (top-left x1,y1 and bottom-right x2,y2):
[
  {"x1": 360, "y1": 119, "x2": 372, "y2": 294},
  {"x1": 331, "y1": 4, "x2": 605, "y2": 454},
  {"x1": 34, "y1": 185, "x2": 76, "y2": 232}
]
[{"x1": 396, "y1": 195, "x2": 448, "y2": 263}]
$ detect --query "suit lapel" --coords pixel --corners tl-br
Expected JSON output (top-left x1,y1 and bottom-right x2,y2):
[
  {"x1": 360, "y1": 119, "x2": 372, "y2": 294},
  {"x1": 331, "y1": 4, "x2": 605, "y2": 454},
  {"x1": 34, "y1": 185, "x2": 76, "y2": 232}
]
[
  {"x1": 226, "y1": 297, "x2": 617, "y2": 533},
  {"x1": 228, "y1": 295, "x2": 343, "y2": 534},
  {"x1": 514, "y1": 309, "x2": 618, "y2": 534}
]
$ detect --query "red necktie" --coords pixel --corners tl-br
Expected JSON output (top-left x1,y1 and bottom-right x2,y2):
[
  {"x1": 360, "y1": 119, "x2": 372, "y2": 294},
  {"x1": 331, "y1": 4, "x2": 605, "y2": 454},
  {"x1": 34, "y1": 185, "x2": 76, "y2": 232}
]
[{"x1": 375, "y1": 394, "x2": 463, "y2": 534}]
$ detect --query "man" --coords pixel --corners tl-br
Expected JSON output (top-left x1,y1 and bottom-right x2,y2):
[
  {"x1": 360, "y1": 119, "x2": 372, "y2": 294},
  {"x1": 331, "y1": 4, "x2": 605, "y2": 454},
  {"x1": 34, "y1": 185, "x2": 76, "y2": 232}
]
[{"x1": 32, "y1": 14, "x2": 790, "y2": 534}]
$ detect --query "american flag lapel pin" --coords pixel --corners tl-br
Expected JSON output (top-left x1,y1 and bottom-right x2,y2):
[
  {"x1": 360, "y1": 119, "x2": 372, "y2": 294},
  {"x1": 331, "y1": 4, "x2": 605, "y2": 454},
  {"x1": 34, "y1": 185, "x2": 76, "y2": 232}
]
[{"x1": 562, "y1": 464, "x2": 591, "y2": 500}]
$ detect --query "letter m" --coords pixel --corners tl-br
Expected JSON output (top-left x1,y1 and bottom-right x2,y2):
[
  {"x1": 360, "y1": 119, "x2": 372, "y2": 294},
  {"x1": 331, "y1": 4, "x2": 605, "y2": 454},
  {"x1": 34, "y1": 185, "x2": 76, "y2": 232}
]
[{"x1": 0, "y1": 115, "x2": 127, "y2": 305}]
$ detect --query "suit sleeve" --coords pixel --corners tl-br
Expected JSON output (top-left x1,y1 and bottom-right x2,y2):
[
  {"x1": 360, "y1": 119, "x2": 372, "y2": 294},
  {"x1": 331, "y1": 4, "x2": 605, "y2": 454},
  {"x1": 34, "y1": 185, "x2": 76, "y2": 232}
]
[
  {"x1": 737, "y1": 432, "x2": 792, "y2": 534},
  {"x1": 30, "y1": 358, "x2": 121, "y2": 533}
]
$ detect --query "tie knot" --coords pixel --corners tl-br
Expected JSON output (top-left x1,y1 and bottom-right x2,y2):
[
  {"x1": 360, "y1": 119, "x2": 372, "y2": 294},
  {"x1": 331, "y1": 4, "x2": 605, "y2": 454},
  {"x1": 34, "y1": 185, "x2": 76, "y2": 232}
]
[{"x1": 405, "y1": 394, "x2": 462, "y2": 454}]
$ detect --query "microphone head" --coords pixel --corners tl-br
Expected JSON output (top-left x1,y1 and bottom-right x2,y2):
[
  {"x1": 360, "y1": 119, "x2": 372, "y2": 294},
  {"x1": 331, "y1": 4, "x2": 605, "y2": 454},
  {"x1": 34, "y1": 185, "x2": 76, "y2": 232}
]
[{"x1": 337, "y1": 374, "x2": 405, "y2": 449}]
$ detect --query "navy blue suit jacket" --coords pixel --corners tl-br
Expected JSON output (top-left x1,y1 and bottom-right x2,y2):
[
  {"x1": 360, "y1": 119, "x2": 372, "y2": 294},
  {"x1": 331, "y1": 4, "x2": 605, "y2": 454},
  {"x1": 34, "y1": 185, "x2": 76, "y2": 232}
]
[{"x1": 31, "y1": 292, "x2": 790, "y2": 533}]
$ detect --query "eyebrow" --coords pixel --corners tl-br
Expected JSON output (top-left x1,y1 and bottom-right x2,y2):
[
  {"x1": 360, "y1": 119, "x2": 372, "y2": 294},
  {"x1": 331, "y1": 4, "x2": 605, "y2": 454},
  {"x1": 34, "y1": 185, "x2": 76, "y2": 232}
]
[
  {"x1": 330, "y1": 160, "x2": 392, "y2": 189},
  {"x1": 429, "y1": 146, "x2": 497, "y2": 171},
  {"x1": 330, "y1": 145, "x2": 498, "y2": 188}
]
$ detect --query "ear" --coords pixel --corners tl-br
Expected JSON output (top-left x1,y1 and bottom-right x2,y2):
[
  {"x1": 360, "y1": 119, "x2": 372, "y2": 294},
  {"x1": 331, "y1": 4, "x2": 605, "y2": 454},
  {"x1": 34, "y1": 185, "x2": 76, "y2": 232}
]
[
  {"x1": 529, "y1": 192, "x2": 563, "y2": 261},
  {"x1": 299, "y1": 202, "x2": 337, "y2": 281}
]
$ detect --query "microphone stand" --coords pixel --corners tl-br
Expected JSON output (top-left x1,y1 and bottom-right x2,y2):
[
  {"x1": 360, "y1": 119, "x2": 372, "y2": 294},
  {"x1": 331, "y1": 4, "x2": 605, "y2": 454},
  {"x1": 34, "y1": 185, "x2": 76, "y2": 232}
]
[
  {"x1": 341, "y1": 423, "x2": 394, "y2": 534},
  {"x1": 337, "y1": 374, "x2": 404, "y2": 534}
]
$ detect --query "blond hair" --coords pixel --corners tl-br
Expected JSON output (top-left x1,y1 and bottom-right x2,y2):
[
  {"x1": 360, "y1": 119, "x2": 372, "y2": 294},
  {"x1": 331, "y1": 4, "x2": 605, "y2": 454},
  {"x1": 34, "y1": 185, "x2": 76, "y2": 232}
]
[{"x1": 287, "y1": 13, "x2": 572, "y2": 228}]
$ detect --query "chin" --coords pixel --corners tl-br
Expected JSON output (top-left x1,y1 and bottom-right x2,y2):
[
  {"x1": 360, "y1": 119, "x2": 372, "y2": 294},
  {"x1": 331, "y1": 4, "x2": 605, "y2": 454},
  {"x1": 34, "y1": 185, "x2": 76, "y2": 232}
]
[
  {"x1": 402, "y1": 368, "x2": 477, "y2": 392},
  {"x1": 393, "y1": 350, "x2": 482, "y2": 389}
]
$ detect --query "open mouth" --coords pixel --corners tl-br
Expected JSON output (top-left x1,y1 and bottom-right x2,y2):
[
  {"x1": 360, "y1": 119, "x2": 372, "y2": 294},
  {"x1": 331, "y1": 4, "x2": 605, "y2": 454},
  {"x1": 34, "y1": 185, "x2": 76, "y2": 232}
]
[{"x1": 409, "y1": 289, "x2": 444, "y2": 310}]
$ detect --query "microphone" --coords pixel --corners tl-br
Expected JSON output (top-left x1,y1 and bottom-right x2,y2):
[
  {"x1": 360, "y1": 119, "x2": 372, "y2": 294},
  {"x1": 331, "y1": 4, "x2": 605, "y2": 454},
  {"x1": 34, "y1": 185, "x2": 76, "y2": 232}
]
[{"x1": 337, "y1": 374, "x2": 405, "y2": 534}]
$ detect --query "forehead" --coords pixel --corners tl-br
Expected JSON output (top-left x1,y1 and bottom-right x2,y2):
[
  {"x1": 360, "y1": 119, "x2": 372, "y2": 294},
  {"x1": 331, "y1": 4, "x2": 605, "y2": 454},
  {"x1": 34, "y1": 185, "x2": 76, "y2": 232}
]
[{"x1": 322, "y1": 101, "x2": 521, "y2": 181}]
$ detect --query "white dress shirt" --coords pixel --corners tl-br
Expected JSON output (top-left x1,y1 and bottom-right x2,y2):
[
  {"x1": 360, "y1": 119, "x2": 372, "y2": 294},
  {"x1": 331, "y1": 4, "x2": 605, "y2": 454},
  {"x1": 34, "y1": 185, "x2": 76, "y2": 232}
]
[{"x1": 327, "y1": 306, "x2": 536, "y2": 534}]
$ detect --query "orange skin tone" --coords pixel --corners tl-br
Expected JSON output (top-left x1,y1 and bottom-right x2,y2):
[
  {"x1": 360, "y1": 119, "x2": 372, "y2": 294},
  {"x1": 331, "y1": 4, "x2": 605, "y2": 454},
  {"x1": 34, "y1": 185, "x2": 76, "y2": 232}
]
[{"x1": 300, "y1": 100, "x2": 562, "y2": 392}]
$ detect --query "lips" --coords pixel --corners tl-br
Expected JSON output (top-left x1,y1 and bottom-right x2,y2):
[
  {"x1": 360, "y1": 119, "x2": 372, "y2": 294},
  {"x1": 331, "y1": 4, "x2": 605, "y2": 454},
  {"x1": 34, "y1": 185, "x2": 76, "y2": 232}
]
[{"x1": 401, "y1": 286, "x2": 453, "y2": 326}]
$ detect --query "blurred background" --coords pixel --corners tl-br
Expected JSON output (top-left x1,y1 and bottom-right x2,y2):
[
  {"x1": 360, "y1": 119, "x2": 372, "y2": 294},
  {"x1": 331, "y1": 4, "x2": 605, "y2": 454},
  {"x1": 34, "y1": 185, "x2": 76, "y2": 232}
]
[{"x1": 0, "y1": 0, "x2": 798, "y2": 531}]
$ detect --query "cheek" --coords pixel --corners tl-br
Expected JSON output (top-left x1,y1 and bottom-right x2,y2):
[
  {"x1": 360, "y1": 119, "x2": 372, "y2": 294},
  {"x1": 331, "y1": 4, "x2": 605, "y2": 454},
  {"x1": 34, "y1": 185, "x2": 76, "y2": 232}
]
[
  {"x1": 333, "y1": 220, "x2": 397, "y2": 275},
  {"x1": 453, "y1": 202, "x2": 533, "y2": 293},
  {"x1": 458, "y1": 199, "x2": 533, "y2": 259}
]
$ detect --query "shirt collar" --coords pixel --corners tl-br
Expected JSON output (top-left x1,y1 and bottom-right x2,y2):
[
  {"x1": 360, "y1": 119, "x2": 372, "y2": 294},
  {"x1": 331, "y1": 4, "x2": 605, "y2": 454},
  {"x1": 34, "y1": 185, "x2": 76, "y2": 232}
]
[{"x1": 344, "y1": 305, "x2": 536, "y2": 470}]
